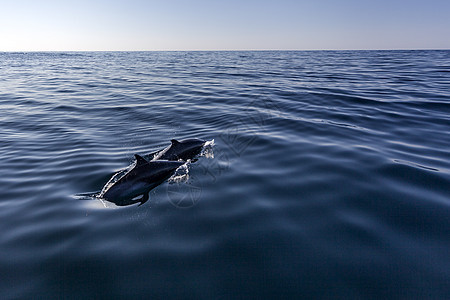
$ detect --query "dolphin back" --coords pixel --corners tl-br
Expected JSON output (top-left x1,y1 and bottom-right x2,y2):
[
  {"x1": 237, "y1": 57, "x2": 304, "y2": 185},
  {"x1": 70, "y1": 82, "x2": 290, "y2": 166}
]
[
  {"x1": 153, "y1": 138, "x2": 206, "y2": 161},
  {"x1": 101, "y1": 159, "x2": 184, "y2": 205}
]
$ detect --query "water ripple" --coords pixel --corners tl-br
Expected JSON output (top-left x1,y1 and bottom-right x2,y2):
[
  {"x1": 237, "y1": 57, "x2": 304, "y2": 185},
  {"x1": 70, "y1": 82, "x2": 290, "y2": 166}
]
[{"x1": 0, "y1": 51, "x2": 449, "y2": 299}]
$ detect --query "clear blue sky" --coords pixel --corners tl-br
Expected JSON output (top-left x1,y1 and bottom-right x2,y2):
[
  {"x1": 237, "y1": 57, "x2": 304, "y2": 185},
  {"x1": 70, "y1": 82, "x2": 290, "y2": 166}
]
[{"x1": 1, "y1": 0, "x2": 449, "y2": 51}]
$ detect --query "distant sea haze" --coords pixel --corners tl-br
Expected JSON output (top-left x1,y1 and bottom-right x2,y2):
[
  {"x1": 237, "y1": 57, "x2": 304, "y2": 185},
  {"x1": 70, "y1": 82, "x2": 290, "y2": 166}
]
[{"x1": 0, "y1": 50, "x2": 449, "y2": 299}]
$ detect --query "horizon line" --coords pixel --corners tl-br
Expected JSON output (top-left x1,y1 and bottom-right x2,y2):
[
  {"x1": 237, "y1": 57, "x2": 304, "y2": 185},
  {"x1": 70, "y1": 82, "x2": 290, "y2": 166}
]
[{"x1": 1, "y1": 48, "x2": 449, "y2": 52}]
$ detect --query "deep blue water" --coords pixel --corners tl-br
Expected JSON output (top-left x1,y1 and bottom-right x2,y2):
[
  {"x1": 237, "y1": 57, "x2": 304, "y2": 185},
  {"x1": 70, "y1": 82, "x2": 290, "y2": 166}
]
[{"x1": 1, "y1": 51, "x2": 449, "y2": 299}]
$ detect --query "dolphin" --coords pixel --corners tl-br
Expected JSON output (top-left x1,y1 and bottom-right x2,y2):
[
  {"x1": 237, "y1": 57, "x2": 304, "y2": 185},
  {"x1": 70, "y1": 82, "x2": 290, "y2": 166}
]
[
  {"x1": 100, "y1": 154, "x2": 184, "y2": 206},
  {"x1": 151, "y1": 138, "x2": 206, "y2": 161}
]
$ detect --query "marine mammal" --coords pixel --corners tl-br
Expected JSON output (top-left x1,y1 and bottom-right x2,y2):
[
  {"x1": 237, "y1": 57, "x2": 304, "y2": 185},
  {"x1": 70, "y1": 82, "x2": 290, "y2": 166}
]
[
  {"x1": 100, "y1": 154, "x2": 184, "y2": 206},
  {"x1": 78, "y1": 138, "x2": 210, "y2": 206},
  {"x1": 151, "y1": 138, "x2": 206, "y2": 161}
]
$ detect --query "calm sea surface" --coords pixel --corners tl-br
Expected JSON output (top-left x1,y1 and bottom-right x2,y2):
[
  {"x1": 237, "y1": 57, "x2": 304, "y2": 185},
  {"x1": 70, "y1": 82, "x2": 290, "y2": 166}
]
[{"x1": 1, "y1": 51, "x2": 449, "y2": 299}]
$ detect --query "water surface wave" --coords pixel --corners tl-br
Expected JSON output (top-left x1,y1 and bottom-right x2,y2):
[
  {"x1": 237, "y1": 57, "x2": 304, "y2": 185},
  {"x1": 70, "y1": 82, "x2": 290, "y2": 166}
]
[{"x1": 1, "y1": 51, "x2": 449, "y2": 299}]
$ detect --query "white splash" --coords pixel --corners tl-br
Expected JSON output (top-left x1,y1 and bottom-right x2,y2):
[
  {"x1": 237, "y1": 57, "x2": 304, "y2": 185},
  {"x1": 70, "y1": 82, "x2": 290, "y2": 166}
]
[
  {"x1": 200, "y1": 139, "x2": 215, "y2": 158},
  {"x1": 99, "y1": 167, "x2": 130, "y2": 197},
  {"x1": 168, "y1": 161, "x2": 190, "y2": 183}
]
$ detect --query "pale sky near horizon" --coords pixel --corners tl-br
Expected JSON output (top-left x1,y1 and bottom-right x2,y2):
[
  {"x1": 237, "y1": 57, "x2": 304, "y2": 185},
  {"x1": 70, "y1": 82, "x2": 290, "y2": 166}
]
[{"x1": 1, "y1": 0, "x2": 449, "y2": 51}]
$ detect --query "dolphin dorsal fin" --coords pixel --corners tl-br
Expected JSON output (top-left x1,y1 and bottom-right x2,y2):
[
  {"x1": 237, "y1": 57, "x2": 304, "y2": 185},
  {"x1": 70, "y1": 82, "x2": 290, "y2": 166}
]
[
  {"x1": 134, "y1": 154, "x2": 148, "y2": 166},
  {"x1": 171, "y1": 139, "x2": 180, "y2": 145}
]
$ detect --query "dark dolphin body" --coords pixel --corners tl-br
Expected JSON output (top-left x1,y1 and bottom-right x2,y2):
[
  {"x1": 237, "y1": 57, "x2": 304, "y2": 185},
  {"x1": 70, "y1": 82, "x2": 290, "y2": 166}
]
[
  {"x1": 100, "y1": 154, "x2": 184, "y2": 206},
  {"x1": 152, "y1": 138, "x2": 206, "y2": 161},
  {"x1": 89, "y1": 138, "x2": 207, "y2": 206}
]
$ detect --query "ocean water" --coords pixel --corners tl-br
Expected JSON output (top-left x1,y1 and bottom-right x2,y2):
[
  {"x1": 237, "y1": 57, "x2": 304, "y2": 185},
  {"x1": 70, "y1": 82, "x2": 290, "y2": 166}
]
[{"x1": 0, "y1": 50, "x2": 449, "y2": 299}]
